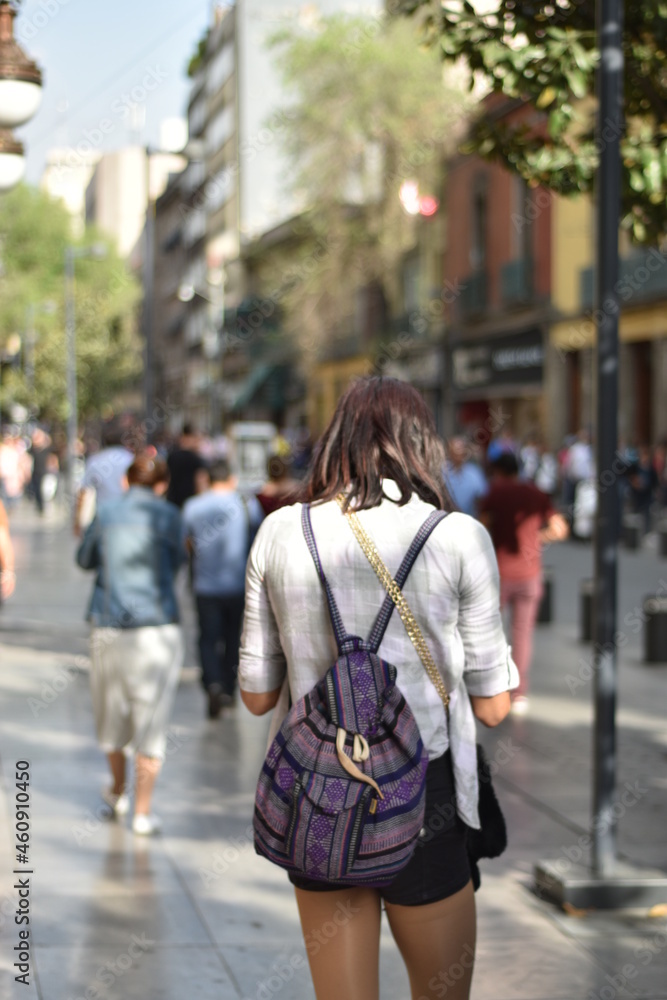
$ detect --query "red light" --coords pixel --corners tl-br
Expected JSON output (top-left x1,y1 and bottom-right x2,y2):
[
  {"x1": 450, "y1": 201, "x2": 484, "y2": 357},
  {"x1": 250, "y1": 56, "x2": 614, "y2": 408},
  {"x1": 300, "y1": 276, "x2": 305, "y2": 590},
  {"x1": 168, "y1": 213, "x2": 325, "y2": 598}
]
[{"x1": 419, "y1": 196, "x2": 439, "y2": 217}]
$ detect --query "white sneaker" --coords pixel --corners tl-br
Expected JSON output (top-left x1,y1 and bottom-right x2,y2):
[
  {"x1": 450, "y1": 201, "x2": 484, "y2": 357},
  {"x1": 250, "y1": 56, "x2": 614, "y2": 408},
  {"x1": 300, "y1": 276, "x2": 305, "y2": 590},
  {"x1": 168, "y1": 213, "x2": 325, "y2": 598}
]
[
  {"x1": 510, "y1": 696, "x2": 530, "y2": 716},
  {"x1": 132, "y1": 813, "x2": 162, "y2": 836},
  {"x1": 102, "y1": 788, "x2": 130, "y2": 817}
]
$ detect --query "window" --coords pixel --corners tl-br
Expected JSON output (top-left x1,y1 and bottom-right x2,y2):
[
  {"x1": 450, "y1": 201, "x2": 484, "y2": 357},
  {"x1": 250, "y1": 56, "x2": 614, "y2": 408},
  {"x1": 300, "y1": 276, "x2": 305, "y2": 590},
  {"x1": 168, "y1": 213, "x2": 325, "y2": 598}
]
[
  {"x1": 470, "y1": 176, "x2": 488, "y2": 271},
  {"x1": 207, "y1": 43, "x2": 234, "y2": 95},
  {"x1": 206, "y1": 105, "x2": 235, "y2": 155}
]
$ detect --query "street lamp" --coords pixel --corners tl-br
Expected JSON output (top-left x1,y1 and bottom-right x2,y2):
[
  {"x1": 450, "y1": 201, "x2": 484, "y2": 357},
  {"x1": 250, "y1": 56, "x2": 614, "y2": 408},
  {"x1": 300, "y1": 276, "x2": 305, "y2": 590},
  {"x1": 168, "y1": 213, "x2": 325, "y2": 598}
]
[
  {"x1": 64, "y1": 243, "x2": 106, "y2": 502},
  {"x1": 0, "y1": 1, "x2": 43, "y2": 191},
  {"x1": 0, "y1": 128, "x2": 24, "y2": 191}
]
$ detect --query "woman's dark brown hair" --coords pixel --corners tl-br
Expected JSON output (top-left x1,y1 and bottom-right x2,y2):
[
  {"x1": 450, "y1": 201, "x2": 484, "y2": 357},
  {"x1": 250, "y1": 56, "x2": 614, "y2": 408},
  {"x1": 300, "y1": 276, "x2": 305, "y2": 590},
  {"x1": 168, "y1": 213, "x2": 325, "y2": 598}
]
[
  {"x1": 304, "y1": 376, "x2": 453, "y2": 511},
  {"x1": 126, "y1": 454, "x2": 169, "y2": 488}
]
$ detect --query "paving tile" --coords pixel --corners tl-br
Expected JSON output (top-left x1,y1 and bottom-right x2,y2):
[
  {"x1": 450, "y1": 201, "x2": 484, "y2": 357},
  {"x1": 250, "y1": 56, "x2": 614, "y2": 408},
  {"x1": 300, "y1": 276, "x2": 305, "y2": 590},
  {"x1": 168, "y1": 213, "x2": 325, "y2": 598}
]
[
  {"x1": 4, "y1": 529, "x2": 667, "y2": 1000},
  {"x1": 32, "y1": 889, "x2": 210, "y2": 948},
  {"x1": 473, "y1": 935, "x2": 636, "y2": 999},
  {"x1": 33, "y1": 945, "x2": 237, "y2": 1000}
]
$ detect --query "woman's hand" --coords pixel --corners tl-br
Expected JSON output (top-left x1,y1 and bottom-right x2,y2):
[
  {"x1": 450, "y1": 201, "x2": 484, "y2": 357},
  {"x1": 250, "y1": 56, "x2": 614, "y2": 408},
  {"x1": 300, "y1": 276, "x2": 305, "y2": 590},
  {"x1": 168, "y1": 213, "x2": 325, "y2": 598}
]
[
  {"x1": 470, "y1": 691, "x2": 511, "y2": 727},
  {"x1": 241, "y1": 687, "x2": 282, "y2": 716},
  {"x1": 539, "y1": 513, "x2": 569, "y2": 544},
  {"x1": 0, "y1": 570, "x2": 16, "y2": 600}
]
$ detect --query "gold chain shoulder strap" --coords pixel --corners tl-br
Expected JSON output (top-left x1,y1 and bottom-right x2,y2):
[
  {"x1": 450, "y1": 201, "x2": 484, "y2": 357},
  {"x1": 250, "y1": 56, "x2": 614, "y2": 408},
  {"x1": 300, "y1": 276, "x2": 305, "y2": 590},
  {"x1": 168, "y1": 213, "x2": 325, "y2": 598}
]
[{"x1": 336, "y1": 495, "x2": 450, "y2": 709}]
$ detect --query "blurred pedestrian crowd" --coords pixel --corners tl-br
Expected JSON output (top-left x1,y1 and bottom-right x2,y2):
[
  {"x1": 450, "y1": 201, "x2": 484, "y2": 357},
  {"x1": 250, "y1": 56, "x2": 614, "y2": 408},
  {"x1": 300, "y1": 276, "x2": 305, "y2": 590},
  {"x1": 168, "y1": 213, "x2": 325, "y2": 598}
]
[
  {"x1": 2, "y1": 408, "x2": 667, "y2": 829},
  {"x1": 444, "y1": 426, "x2": 667, "y2": 542}
]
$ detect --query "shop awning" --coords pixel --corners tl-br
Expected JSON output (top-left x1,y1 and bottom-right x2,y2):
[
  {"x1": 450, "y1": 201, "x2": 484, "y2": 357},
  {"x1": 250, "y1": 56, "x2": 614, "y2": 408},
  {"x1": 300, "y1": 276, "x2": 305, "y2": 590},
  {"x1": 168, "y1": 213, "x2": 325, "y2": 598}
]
[{"x1": 230, "y1": 363, "x2": 276, "y2": 413}]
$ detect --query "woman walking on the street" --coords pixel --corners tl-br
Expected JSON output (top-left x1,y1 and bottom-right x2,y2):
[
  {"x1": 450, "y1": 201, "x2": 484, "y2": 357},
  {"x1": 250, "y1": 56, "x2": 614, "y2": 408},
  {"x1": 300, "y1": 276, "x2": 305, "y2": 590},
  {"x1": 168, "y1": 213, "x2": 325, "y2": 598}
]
[
  {"x1": 0, "y1": 499, "x2": 16, "y2": 603},
  {"x1": 239, "y1": 377, "x2": 518, "y2": 1000},
  {"x1": 479, "y1": 452, "x2": 568, "y2": 714},
  {"x1": 76, "y1": 455, "x2": 184, "y2": 835}
]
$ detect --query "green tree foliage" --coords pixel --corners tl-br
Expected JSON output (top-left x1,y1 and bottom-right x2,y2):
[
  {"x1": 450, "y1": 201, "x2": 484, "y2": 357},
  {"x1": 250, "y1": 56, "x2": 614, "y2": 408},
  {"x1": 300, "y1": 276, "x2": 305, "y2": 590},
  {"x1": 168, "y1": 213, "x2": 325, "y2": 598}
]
[
  {"x1": 399, "y1": 0, "x2": 666, "y2": 244},
  {"x1": 266, "y1": 13, "x2": 469, "y2": 356},
  {"x1": 0, "y1": 185, "x2": 142, "y2": 424}
]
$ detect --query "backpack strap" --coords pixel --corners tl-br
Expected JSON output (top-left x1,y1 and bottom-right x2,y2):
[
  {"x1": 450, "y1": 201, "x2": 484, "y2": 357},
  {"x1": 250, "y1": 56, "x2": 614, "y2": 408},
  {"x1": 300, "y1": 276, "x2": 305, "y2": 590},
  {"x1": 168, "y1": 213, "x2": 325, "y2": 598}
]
[
  {"x1": 301, "y1": 503, "x2": 349, "y2": 651},
  {"x1": 367, "y1": 510, "x2": 448, "y2": 651},
  {"x1": 302, "y1": 502, "x2": 448, "y2": 655}
]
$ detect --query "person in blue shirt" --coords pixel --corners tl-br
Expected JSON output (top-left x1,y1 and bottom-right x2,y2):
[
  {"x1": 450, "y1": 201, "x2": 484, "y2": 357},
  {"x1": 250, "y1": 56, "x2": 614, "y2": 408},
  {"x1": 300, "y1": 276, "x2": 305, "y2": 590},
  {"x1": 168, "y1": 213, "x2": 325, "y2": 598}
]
[
  {"x1": 76, "y1": 455, "x2": 184, "y2": 836},
  {"x1": 444, "y1": 437, "x2": 488, "y2": 517},
  {"x1": 182, "y1": 459, "x2": 263, "y2": 718}
]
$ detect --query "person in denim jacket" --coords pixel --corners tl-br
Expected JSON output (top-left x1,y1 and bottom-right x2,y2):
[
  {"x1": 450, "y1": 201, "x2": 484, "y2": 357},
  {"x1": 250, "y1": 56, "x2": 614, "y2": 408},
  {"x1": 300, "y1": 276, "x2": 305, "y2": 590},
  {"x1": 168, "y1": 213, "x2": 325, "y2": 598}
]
[{"x1": 76, "y1": 455, "x2": 184, "y2": 836}]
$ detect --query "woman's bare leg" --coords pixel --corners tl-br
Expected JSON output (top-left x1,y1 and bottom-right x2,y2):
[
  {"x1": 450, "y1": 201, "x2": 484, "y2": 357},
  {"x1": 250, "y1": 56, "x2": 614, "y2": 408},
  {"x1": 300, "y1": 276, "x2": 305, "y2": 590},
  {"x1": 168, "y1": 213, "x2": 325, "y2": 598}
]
[
  {"x1": 134, "y1": 754, "x2": 161, "y2": 815},
  {"x1": 294, "y1": 887, "x2": 382, "y2": 1000},
  {"x1": 106, "y1": 751, "x2": 126, "y2": 796},
  {"x1": 385, "y1": 880, "x2": 476, "y2": 1000}
]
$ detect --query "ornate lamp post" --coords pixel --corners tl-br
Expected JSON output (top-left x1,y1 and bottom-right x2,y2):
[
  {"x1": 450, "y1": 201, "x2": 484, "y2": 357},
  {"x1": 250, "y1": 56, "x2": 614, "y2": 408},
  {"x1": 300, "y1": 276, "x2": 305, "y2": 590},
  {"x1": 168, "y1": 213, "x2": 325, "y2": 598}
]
[{"x1": 0, "y1": 0, "x2": 43, "y2": 191}]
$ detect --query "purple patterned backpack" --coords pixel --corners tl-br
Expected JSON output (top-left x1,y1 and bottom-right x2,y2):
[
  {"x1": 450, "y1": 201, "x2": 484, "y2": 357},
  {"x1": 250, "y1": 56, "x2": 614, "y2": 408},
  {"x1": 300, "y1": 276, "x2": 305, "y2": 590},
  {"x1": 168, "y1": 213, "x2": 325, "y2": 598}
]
[{"x1": 252, "y1": 503, "x2": 447, "y2": 886}]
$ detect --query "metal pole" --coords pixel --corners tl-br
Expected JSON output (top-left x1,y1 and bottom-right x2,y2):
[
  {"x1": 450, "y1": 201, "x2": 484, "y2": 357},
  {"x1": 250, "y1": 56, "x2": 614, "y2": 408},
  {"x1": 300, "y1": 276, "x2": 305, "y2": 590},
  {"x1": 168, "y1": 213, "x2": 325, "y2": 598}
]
[
  {"x1": 592, "y1": 0, "x2": 624, "y2": 877},
  {"x1": 143, "y1": 149, "x2": 156, "y2": 442},
  {"x1": 442, "y1": 323, "x2": 455, "y2": 440},
  {"x1": 25, "y1": 302, "x2": 35, "y2": 411},
  {"x1": 64, "y1": 247, "x2": 78, "y2": 505}
]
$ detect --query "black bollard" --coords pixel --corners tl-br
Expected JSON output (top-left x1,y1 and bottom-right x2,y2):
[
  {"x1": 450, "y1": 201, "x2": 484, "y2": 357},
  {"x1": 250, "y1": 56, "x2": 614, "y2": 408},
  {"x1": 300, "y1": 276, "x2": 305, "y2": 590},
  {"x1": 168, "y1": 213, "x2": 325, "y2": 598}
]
[
  {"x1": 622, "y1": 514, "x2": 643, "y2": 551},
  {"x1": 580, "y1": 579, "x2": 595, "y2": 643},
  {"x1": 537, "y1": 569, "x2": 553, "y2": 625},
  {"x1": 659, "y1": 525, "x2": 667, "y2": 559},
  {"x1": 643, "y1": 596, "x2": 667, "y2": 664}
]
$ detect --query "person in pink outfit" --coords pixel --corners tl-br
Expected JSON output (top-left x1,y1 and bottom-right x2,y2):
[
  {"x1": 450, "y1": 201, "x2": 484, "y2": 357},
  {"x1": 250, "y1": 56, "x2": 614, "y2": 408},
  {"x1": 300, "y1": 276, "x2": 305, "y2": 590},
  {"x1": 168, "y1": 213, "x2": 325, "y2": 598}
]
[{"x1": 479, "y1": 452, "x2": 568, "y2": 713}]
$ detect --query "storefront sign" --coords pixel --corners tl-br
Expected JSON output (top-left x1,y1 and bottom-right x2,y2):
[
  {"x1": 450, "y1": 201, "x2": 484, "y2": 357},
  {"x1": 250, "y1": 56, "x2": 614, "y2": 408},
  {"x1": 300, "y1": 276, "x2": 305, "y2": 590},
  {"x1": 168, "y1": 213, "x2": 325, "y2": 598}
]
[{"x1": 453, "y1": 329, "x2": 544, "y2": 391}]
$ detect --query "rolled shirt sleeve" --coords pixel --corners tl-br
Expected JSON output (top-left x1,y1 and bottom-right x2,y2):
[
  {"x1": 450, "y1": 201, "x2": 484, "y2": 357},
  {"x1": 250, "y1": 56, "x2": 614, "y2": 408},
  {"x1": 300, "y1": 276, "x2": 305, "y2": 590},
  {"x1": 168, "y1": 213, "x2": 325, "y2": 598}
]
[
  {"x1": 457, "y1": 519, "x2": 519, "y2": 696},
  {"x1": 239, "y1": 519, "x2": 287, "y2": 694}
]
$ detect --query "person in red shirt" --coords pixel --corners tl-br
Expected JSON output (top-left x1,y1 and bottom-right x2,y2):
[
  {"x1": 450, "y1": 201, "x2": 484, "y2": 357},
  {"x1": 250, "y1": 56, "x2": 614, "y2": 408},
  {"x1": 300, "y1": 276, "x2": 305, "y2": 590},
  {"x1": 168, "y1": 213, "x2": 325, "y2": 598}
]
[{"x1": 479, "y1": 452, "x2": 568, "y2": 713}]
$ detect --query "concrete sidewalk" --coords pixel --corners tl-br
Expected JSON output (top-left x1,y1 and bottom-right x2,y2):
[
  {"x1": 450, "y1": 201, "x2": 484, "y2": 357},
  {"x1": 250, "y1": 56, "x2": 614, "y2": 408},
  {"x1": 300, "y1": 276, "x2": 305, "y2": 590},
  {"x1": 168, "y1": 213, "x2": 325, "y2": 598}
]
[{"x1": 1, "y1": 504, "x2": 667, "y2": 1000}]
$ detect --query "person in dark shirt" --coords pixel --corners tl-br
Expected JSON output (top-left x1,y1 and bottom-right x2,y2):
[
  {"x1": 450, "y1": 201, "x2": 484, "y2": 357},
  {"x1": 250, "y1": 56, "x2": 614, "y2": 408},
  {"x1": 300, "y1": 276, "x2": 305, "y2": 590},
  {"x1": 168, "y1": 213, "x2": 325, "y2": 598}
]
[
  {"x1": 166, "y1": 425, "x2": 208, "y2": 509},
  {"x1": 255, "y1": 454, "x2": 300, "y2": 517},
  {"x1": 479, "y1": 452, "x2": 568, "y2": 714},
  {"x1": 626, "y1": 444, "x2": 658, "y2": 536},
  {"x1": 29, "y1": 428, "x2": 53, "y2": 515}
]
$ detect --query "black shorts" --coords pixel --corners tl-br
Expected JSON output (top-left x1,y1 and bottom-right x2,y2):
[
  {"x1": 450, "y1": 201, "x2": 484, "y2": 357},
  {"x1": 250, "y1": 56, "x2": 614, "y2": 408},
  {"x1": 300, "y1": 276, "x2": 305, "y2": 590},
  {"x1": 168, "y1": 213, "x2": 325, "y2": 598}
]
[{"x1": 289, "y1": 750, "x2": 471, "y2": 906}]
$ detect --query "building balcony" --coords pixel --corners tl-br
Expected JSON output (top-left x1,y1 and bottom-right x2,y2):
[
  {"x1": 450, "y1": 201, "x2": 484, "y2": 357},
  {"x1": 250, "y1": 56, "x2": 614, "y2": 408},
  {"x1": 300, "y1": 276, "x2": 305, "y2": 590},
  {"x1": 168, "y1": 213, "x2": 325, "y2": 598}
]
[
  {"x1": 580, "y1": 250, "x2": 667, "y2": 311},
  {"x1": 500, "y1": 258, "x2": 533, "y2": 306},
  {"x1": 459, "y1": 271, "x2": 487, "y2": 318}
]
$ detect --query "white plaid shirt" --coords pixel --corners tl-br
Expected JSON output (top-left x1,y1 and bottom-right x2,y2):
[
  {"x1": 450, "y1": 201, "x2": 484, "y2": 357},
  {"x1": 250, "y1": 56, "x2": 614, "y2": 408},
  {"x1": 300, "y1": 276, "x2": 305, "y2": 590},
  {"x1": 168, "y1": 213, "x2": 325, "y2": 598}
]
[{"x1": 239, "y1": 481, "x2": 518, "y2": 828}]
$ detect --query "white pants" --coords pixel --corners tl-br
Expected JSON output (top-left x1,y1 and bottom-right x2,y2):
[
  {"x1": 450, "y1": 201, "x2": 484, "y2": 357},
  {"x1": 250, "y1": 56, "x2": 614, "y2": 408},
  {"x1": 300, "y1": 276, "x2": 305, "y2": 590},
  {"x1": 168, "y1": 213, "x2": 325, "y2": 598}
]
[{"x1": 89, "y1": 624, "x2": 183, "y2": 760}]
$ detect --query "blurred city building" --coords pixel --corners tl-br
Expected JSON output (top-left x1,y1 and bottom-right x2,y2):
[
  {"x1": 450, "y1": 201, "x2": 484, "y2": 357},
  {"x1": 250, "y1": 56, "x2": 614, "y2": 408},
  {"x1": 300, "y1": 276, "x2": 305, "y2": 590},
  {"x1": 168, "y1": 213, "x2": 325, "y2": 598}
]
[
  {"x1": 146, "y1": 7, "x2": 666, "y2": 449},
  {"x1": 40, "y1": 148, "x2": 102, "y2": 237},
  {"x1": 150, "y1": 0, "x2": 382, "y2": 436},
  {"x1": 442, "y1": 96, "x2": 552, "y2": 448},
  {"x1": 307, "y1": 207, "x2": 446, "y2": 436},
  {"x1": 85, "y1": 143, "x2": 186, "y2": 263},
  {"x1": 153, "y1": 172, "x2": 189, "y2": 435},
  {"x1": 549, "y1": 195, "x2": 667, "y2": 448}
]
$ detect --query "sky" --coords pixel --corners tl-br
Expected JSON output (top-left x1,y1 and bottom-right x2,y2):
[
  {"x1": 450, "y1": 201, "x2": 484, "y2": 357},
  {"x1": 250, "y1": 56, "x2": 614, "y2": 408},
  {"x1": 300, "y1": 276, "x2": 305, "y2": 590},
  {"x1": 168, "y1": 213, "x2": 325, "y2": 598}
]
[{"x1": 16, "y1": 0, "x2": 219, "y2": 183}]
